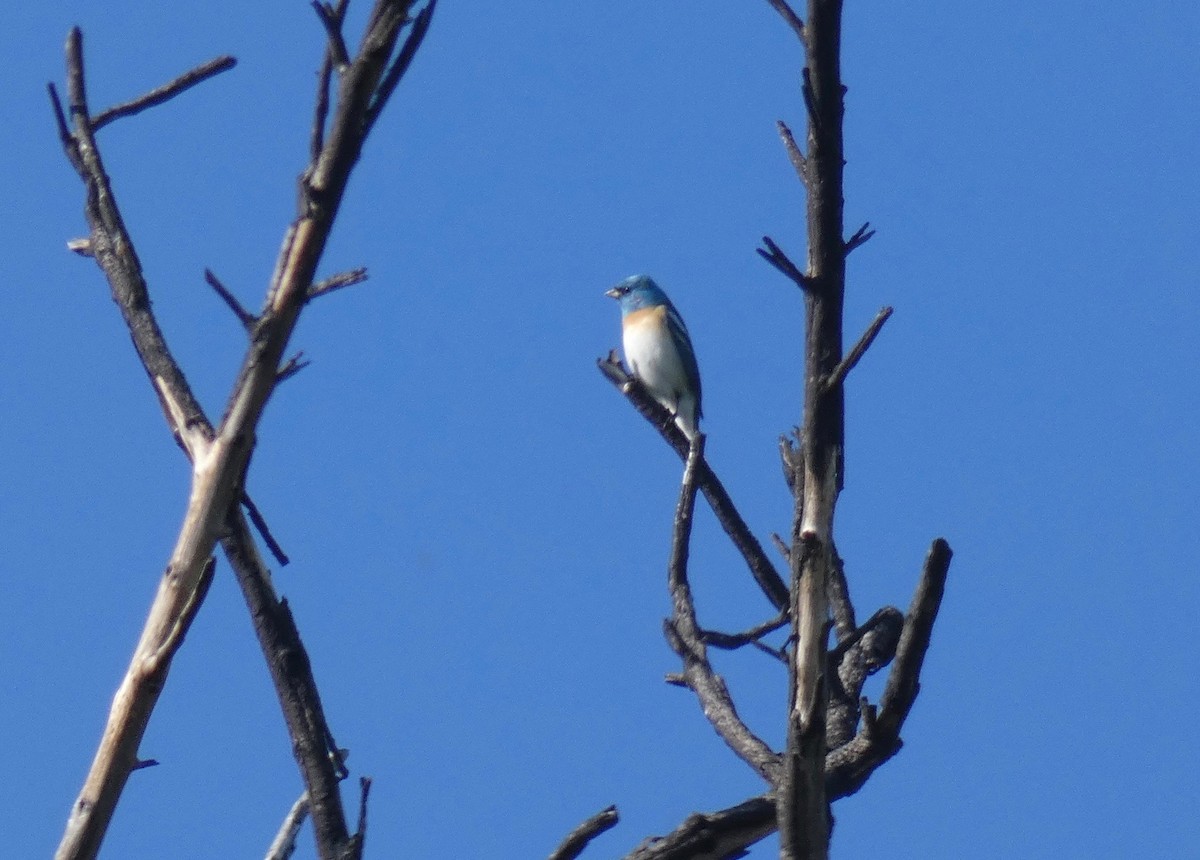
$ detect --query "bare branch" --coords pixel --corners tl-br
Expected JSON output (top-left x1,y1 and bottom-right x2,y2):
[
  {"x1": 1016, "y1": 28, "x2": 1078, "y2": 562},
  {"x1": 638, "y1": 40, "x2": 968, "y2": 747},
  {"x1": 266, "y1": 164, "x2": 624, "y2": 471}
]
[
  {"x1": 843, "y1": 221, "x2": 875, "y2": 255},
  {"x1": 766, "y1": 0, "x2": 807, "y2": 43},
  {"x1": 52, "y1": 6, "x2": 436, "y2": 857},
  {"x1": 770, "y1": 532, "x2": 791, "y2": 563},
  {"x1": 265, "y1": 792, "x2": 310, "y2": 860},
  {"x1": 205, "y1": 268, "x2": 258, "y2": 330},
  {"x1": 308, "y1": 0, "x2": 348, "y2": 167},
  {"x1": 622, "y1": 795, "x2": 776, "y2": 860},
  {"x1": 221, "y1": 510, "x2": 355, "y2": 854},
  {"x1": 91, "y1": 56, "x2": 237, "y2": 131},
  {"x1": 779, "y1": 431, "x2": 802, "y2": 495},
  {"x1": 239, "y1": 491, "x2": 290, "y2": 566},
  {"x1": 365, "y1": 1, "x2": 437, "y2": 133},
  {"x1": 549, "y1": 806, "x2": 620, "y2": 860},
  {"x1": 702, "y1": 611, "x2": 790, "y2": 650},
  {"x1": 664, "y1": 440, "x2": 782, "y2": 783},
  {"x1": 47, "y1": 84, "x2": 79, "y2": 171},
  {"x1": 311, "y1": 2, "x2": 351, "y2": 69},
  {"x1": 778, "y1": 0, "x2": 853, "y2": 853},
  {"x1": 277, "y1": 352, "x2": 311, "y2": 384},
  {"x1": 307, "y1": 266, "x2": 369, "y2": 300},
  {"x1": 827, "y1": 607, "x2": 902, "y2": 747},
  {"x1": 801, "y1": 66, "x2": 819, "y2": 131},
  {"x1": 878, "y1": 539, "x2": 953, "y2": 737},
  {"x1": 824, "y1": 306, "x2": 893, "y2": 394},
  {"x1": 756, "y1": 235, "x2": 809, "y2": 290},
  {"x1": 776, "y1": 120, "x2": 808, "y2": 187},
  {"x1": 599, "y1": 355, "x2": 790, "y2": 611},
  {"x1": 826, "y1": 547, "x2": 856, "y2": 641},
  {"x1": 351, "y1": 777, "x2": 372, "y2": 852}
]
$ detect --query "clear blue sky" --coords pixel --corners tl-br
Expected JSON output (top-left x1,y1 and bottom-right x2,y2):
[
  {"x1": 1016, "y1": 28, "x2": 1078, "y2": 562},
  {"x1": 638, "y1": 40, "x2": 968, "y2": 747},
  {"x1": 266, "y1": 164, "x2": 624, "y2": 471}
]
[{"x1": 4, "y1": 2, "x2": 1198, "y2": 857}]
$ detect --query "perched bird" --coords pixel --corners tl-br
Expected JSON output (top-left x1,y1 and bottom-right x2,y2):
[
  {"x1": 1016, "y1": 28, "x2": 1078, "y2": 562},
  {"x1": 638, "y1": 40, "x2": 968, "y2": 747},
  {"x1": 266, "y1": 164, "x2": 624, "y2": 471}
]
[{"x1": 606, "y1": 275, "x2": 703, "y2": 440}]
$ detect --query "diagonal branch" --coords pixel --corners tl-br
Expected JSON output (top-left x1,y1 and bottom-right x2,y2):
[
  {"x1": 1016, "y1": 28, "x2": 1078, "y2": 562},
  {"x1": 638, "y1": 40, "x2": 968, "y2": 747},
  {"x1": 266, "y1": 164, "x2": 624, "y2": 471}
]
[
  {"x1": 824, "y1": 305, "x2": 892, "y2": 394},
  {"x1": 549, "y1": 806, "x2": 620, "y2": 860},
  {"x1": 91, "y1": 55, "x2": 237, "y2": 131},
  {"x1": 757, "y1": 235, "x2": 810, "y2": 291},
  {"x1": 312, "y1": 1, "x2": 351, "y2": 69},
  {"x1": 51, "y1": 7, "x2": 434, "y2": 859},
  {"x1": 622, "y1": 794, "x2": 777, "y2": 860},
  {"x1": 843, "y1": 221, "x2": 875, "y2": 255},
  {"x1": 205, "y1": 268, "x2": 258, "y2": 330},
  {"x1": 222, "y1": 512, "x2": 354, "y2": 849},
  {"x1": 365, "y1": 0, "x2": 437, "y2": 132},
  {"x1": 308, "y1": 0, "x2": 348, "y2": 165},
  {"x1": 308, "y1": 266, "x2": 369, "y2": 300},
  {"x1": 664, "y1": 440, "x2": 782, "y2": 784},
  {"x1": 701, "y1": 611, "x2": 790, "y2": 650},
  {"x1": 766, "y1": 0, "x2": 807, "y2": 43},
  {"x1": 877, "y1": 538, "x2": 952, "y2": 737},
  {"x1": 825, "y1": 546, "x2": 856, "y2": 641},
  {"x1": 598, "y1": 354, "x2": 789, "y2": 611},
  {"x1": 776, "y1": 120, "x2": 808, "y2": 187},
  {"x1": 265, "y1": 792, "x2": 311, "y2": 860}
]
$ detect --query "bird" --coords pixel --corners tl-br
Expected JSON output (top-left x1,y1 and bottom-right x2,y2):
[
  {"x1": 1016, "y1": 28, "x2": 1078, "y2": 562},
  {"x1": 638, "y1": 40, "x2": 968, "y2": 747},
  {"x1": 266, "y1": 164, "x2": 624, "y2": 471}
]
[{"x1": 606, "y1": 274, "x2": 703, "y2": 440}]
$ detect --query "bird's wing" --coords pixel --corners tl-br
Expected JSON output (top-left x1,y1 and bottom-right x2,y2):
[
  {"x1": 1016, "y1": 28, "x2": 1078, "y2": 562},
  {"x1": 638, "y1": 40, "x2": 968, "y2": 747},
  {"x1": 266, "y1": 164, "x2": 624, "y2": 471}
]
[{"x1": 664, "y1": 303, "x2": 702, "y2": 417}]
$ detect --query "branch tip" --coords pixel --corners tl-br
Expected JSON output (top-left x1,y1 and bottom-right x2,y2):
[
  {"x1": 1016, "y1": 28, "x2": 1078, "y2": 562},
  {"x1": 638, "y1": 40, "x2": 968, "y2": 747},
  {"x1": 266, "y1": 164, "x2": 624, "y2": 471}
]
[
  {"x1": 757, "y1": 235, "x2": 810, "y2": 290},
  {"x1": 549, "y1": 805, "x2": 620, "y2": 860},
  {"x1": 92, "y1": 55, "x2": 237, "y2": 131},
  {"x1": 825, "y1": 306, "x2": 893, "y2": 392},
  {"x1": 204, "y1": 269, "x2": 257, "y2": 330}
]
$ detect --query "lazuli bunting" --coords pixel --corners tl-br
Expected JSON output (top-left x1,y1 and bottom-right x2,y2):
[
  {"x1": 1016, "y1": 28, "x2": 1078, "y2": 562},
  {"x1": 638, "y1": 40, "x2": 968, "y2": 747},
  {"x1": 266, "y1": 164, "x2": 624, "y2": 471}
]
[{"x1": 606, "y1": 275, "x2": 703, "y2": 440}]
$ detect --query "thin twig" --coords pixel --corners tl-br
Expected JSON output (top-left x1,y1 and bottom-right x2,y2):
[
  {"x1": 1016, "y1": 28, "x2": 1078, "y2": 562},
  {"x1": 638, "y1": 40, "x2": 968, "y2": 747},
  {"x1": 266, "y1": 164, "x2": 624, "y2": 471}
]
[
  {"x1": 264, "y1": 792, "x2": 310, "y2": 860},
  {"x1": 240, "y1": 491, "x2": 290, "y2": 566},
  {"x1": 598, "y1": 355, "x2": 789, "y2": 610},
  {"x1": 312, "y1": 3, "x2": 351, "y2": 68},
  {"x1": 766, "y1": 0, "x2": 807, "y2": 43},
  {"x1": 307, "y1": 266, "x2": 369, "y2": 300},
  {"x1": 277, "y1": 352, "x2": 311, "y2": 384},
  {"x1": 702, "y1": 611, "x2": 790, "y2": 650},
  {"x1": 205, "y1": 269, "x2": 258, "y2": 330},
  {"x1": 771, "y1": 532, "x2": 791, "y2": 563},
  {"x1": 549, "y1": 806, "x2": 620, "y2": 860},
  {"x1": 824, "y1": 306, "x2": 893, "y2": 394},
  {"x1": 776, "y1": 120, "x2": 808, "y2": 187},
  {"x1": 844, "y1": 220, "x2": 875, "y2": 255},
  {"x1": 757, "y1": 235, "x2": 809, "y2": 290},
  {"x1": 365, "y1": 0, "x2": 437, "y2": 132},
  {"x1": 92, "y1": 56, "x2": 237, "y2": 131},
  {"x1": 801, "y1": 66, "x2": 819, "y2": 131}
]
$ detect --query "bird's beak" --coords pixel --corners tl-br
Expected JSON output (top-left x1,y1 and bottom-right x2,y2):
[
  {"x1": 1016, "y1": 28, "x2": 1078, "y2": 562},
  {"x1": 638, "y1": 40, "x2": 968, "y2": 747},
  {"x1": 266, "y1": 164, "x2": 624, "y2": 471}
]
[{"x1": 604, "y1": 287, "x2": 621, "y2": 299}]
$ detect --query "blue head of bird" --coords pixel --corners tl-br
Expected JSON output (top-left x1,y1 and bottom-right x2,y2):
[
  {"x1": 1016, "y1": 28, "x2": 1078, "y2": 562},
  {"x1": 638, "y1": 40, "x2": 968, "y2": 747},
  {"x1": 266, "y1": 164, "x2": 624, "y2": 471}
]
[{"x1": 604, "y1": 274, "x2": 671, "y2": 315}]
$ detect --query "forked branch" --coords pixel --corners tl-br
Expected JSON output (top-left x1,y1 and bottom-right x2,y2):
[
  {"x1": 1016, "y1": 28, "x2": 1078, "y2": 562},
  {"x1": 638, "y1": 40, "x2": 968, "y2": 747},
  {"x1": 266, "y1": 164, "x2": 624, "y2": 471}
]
[{"x1": 50, "y1": 5, "x2": 435, "y2": 859}]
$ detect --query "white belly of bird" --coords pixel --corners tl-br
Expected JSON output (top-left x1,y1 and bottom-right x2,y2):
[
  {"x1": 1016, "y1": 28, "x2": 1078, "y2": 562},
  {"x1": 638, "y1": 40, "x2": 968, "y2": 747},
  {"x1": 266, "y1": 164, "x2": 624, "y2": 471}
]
[{"x1": 624, "y1": 322, "x2": 687, "y2": 411}]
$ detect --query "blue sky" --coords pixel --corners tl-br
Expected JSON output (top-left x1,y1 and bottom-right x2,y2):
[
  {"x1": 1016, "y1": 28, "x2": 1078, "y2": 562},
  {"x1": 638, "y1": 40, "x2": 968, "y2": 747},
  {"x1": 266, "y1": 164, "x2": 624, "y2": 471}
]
[{"x1": 4, "y1": 2, "x2": 1198, "y2": 857}]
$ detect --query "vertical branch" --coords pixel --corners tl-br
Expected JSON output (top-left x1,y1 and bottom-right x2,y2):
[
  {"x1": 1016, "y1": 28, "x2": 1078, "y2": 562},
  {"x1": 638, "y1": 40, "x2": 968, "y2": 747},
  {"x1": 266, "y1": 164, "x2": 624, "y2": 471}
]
[{"x1": 778, "y1": 0, "x2": 845, "y2": 857}]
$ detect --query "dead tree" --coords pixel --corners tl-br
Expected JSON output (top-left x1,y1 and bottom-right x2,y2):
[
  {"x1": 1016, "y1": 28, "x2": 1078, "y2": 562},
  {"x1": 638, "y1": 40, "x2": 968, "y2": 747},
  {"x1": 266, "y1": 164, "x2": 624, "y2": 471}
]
[
  {"x1": 586, "y1": 1, "x2": 953, "y2": 857},
  {"x1": 47, "y1": 3, "x2": 435, "y2": 859}
]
